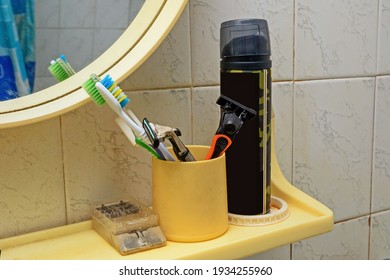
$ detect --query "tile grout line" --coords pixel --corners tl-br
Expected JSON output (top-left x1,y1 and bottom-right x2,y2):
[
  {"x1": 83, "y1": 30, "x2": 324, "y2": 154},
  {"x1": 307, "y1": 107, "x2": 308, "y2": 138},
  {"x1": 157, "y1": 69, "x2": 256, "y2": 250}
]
[
  {"x1": 367, "y1": 0, "x2": 382, "y2": 259},
  {"x1": 290, "y1": 0, "x2": 297, "y2": 261},
  {"x1": 59, "y1": 116, "x2": 69, "y2": 224},
  {"x1": 121, "y1": 75, "x2": 390, "y2": 93},
  {"x1": 187, "y1": 3, "x2": 195, "y2": 145},
  {"x1": 368, "y1": 76, "x2": 378, "y2": 260}
]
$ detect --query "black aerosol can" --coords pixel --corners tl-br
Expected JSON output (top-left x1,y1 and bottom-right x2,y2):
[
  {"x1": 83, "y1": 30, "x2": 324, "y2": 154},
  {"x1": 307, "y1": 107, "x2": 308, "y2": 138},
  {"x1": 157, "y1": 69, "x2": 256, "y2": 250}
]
[{"x1": 220, "y1": 19, "x2": 272, "y2": 215}]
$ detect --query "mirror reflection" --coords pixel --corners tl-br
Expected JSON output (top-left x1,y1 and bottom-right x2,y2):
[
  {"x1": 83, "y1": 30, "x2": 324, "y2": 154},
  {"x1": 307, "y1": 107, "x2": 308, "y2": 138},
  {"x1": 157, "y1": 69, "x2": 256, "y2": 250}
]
[{"x1": 0, "y1": 0, "x2": 144, "y2": 101}]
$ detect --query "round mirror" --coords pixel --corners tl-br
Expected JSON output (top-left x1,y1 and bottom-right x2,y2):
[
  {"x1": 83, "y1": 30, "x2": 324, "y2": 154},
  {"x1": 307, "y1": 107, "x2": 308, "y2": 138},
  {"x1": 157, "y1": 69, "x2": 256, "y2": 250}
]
[{"x1": 0, "y1": 0, "x2": 188, "y2": 128}]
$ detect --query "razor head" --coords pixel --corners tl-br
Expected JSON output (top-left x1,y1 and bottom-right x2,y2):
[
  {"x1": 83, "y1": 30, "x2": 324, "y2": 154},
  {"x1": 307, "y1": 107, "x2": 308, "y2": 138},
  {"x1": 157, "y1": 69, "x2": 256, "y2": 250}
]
[
  {"x1": 152, "y1": 124, "x2": 181, "y2": 142},
  {"x1": 216, "y1": 94, "x2": 256, "y2": 122},
  {"x1": 216, "y1": 95, "x2": 256, "y2": 139}
]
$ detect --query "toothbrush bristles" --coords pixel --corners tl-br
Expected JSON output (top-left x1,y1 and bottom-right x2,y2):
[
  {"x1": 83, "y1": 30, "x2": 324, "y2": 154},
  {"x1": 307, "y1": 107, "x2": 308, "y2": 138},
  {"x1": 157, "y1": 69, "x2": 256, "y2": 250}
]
[
  {"x1": 101, "y1": 75, "x2": 129, "y2": 108},
  {"x1": 82, "y1": 74, "x2": 106, "y2": 105},
  {"x1": 83, "y1": 74, "x2": 130, "y2": 107},
  {"x1": 48, "y1": 55, "x2": 76, "y2": 82}
]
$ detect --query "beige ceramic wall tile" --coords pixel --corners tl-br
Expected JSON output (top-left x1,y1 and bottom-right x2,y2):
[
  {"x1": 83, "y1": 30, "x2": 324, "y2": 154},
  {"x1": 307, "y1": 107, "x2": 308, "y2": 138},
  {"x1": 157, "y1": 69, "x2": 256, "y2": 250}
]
[
  {"x1": 242, "y1": 245, "x2": 290, "y2": 260},
  {"x1": 35, "y1": 29, "x2": 60, "y2": 78},
  {"x1": 60, "y1": 0, "x2": 96, "y2": 28},
  {"x1": 35, "y1": 0, "x2": 60, "y2": 28},
  {"x1": 295, "y1": 0, "x2": 378, "y2": 79},
  {"x1": 294, "y1": 78, "x2": 374, "y2": 222},
  {"x1": 378, "y1": 0, "x2": 390, "y2": 74},
  {"x1": 191, "y1": 86, "x2": 220, "y2": 146},
  {"x1": 293, "y1": 217, "x2": 369, "y2": 259},
  {"x1": 93, "y1": 28, "x2": 125, "y2": 60},
  {"x1": 272, "y1": 82, "x2": 293, "y2": 182},
  {"x1": 61, "y1": 89, "x2": 191, "y2": 223},
  {"x1": 372, "y1": 76, "x2": 390, "y2": 212},
  {"x1": 0, "y1": 118, "x2": 66, "y2": 239},
  {"x1": 34, "y1": 77, "x2": 56, "y2": 92},
  {"x1": 58, "y1": 29, "x2": 95, "y2": 72},
  {"x1": 190, "y1": 0, "x2": 294, "y2": 85},
  {"x1": 95, "y1": 0, "x2": 131, "y2": 29},
  {"x1": 121, "y1": 5, "x2": 191, "y2": 91},
  {"x1": 370, "y1": 210, "x2": 390, "y2": 259}
]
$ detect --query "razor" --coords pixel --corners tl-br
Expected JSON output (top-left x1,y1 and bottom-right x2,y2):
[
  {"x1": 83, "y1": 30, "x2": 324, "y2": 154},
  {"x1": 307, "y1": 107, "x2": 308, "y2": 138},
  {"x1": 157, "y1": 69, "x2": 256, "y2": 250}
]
[
  {"x1": 206, "y1": 94, "x2": 256, "y2": 159},
  {"x1": 143, "y1": 120, "x2": 196, "y2": 162}
]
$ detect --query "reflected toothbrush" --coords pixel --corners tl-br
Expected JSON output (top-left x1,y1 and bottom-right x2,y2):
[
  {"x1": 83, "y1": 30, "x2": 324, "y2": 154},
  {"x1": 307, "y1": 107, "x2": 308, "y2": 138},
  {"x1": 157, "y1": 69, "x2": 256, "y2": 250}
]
[{"x1": 48, "y1": 55, "x2": 76, "y2": 82}]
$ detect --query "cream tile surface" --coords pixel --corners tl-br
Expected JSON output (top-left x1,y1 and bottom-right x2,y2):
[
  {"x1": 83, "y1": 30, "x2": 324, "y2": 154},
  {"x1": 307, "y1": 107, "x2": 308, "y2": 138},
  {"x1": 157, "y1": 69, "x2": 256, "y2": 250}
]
[
  {"x1": 243, "y1": 245, "x2": 290, "y2": 260},
  {"x1": 378, "y1": 0, "x2": 390, "y2": 74},
  {"x1": 272, "y1": 82, "x2": 293, "y2": 182},
  {"x1": 58, "y1": 29, "x2": 95, "y2": 72},
  {"x1": 190, "y1": 0, "x2": 294, "y2": 85},
  {"x1": 295, "y1": 0, "x2": 378, "y2": 80},
  {"x1": 61, "y1": 89, "x2": 191, "y2": 223},
  {"x1": 121, "y1": 6, "x2": 191, "y2": 91},
  {"x1": 35, "y1": 29, "x2": 60, "y2": 77},
  {"x1": 191, "y1": 86, "x2": 221, "y2": 146},
  {"x1": 292, "y1": 217, "x2": 369, "y2": 259},
  {"x1": 293, "y1": 78, "x2": 374, "y2": 222},
  {"x1": 95, "y1": 0, "x2": 130, "y2": 28},
  {"x1": 0, "y1": 118, "x2": 65, "y2": 239},
  {"x1": 35, "y1": 0, "x2": 60, "y2": 28},
  {"x1": 370, "y1": 210, "x2": 390, "y2": 259},
  {"x1": 372, "y1": 76, "x2": 390, "y2": 212},
  {"x1": 33, "y1": 77, "x2": 56, "y2": 92},
  {"x1": 60, "y1": 0, "x2": 96, "y2": 28},
  {"x1": 93, "y1": 28, "x2": 125, "y2": 59}
]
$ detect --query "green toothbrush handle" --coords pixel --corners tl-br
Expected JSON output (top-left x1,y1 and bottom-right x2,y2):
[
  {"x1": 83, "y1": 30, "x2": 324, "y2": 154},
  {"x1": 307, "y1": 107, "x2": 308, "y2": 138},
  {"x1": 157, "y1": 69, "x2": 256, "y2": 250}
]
[{"x1": 135, "y1": 138, "x2": 161, "y2": 159}]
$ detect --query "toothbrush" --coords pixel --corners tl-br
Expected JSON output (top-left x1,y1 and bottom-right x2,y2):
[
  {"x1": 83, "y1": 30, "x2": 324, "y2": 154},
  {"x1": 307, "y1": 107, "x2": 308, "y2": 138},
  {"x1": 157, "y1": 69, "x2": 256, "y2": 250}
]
[
  {"x1": 115, "y1": 117, "x2": 161, "y2": 159},
  {"x1": 48, "y1": 55, "x2": 76, "y2": 82},
  {"x1": 115, "y1": 108, "x2": 163, "y2": 159},
  {"x1": 95, "y1": 82, "x2": 175, "y2": 161},
  {"x1": 82, "y1": 74, "x2": 174, "y2": 161}
]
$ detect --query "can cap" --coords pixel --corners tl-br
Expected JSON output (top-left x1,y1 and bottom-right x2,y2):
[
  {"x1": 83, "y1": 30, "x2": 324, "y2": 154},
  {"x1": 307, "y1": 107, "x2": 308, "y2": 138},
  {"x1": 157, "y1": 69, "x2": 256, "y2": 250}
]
[
  {"x1": 220, "y1": 19, "x2": 271, "y2": 69},
  {"x1": 221, "y1": 18, "x2": 271, "y2": 58}
]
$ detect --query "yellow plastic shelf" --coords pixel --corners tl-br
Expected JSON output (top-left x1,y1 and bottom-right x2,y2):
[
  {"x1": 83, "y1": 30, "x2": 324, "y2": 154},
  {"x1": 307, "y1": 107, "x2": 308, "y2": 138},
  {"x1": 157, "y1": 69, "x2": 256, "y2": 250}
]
[
  {"x1": 0, "y1": 189, "x2": 332, "y2": 260},
  {"x1": 0, "y1": 124, "x2": 333, "y2": 259}
]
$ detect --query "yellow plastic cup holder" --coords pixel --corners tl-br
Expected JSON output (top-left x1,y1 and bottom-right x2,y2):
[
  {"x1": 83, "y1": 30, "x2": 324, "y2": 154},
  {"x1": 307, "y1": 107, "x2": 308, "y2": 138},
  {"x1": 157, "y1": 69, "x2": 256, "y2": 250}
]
[
  {"x1": 228, "y1": 196, "x2": 289, "y2": 226},
  {"x1": 152, "y1": 145, "x2": 229, "y2": 242}
]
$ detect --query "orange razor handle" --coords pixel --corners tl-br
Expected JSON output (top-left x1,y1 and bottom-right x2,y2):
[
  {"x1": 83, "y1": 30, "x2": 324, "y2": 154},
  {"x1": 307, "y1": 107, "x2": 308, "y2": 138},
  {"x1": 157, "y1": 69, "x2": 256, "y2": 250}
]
[{"x1": 205, "y1": 134, "x2": 232, "y2": 160}]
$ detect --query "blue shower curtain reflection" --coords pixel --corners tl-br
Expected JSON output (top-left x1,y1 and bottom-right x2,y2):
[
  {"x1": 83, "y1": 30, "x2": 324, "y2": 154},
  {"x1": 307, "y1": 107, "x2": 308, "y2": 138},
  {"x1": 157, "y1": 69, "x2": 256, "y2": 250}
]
[{"x1": 0, "y1": 0, "x2": 35, "y2": 101}]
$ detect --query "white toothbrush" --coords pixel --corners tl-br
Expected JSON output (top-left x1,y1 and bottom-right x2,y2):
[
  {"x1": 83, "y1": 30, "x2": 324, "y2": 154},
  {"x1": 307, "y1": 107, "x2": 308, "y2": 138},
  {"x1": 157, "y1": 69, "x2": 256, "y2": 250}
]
[{"x1": 95, "y1": 82, "x2": 175, "y2": 161}]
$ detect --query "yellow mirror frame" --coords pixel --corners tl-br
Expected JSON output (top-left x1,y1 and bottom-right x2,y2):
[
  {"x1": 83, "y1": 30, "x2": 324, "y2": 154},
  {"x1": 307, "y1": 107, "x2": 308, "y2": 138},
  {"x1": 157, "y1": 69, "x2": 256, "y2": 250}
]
[{"x1": 0, "y1": 0, "x2": 188, "y2": 129}]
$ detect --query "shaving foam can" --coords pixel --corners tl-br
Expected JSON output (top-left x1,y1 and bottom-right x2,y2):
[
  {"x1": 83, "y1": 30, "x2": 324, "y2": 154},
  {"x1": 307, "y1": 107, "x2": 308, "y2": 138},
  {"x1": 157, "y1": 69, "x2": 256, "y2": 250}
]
[{"x1": 220, "y1": 18, "x2": 272, "y2": 215}]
